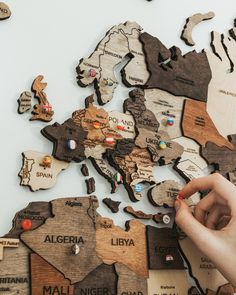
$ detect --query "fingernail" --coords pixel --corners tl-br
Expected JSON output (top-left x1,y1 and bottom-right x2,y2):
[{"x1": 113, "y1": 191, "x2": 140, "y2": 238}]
[
  {"x1": 175, "y1": 199, "x2": 181, "y2": 211},
  {"x1": 177, "y1": 193, "x2": 184, "y2": 200}
]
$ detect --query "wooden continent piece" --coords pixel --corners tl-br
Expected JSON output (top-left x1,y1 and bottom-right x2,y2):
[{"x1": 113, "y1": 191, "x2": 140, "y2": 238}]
[
  {"x1": 86, "y1": 177, "x2": 95, "y2": 194},
  {"x1": 21, "y1": 196, "x2": 102, "y2": 284},
  {"x1": 103, "y1": 198, "x2": 121, "y2": 213},
  {"x1": 181, "y1": 12, "x2": 215, "y2": 46},
  {"x1": 31, "y1": 75, "x2": 54, "y2": 122},
  {"x1": 140, "y1": 32, "x2": 212, "y2": 102},
  {"x1": 17, "y1": 91, "x2": 32, "y2": 114},
  {"x1": 0, "y1": 2, "x2": 11, "y2": 20},
  {"x1": 182, "y1": 99, "x2": 233, "y2": 149},
  {"x1": 81, "y1": 164, "x2": 89, "y2": 176},
  {"x1": 18, "y1": 151, "x2": 69, "y2": 192}
]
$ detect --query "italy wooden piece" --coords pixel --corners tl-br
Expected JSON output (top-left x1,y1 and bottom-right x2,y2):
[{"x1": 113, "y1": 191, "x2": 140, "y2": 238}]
[
  {"x1": 115, "y1": 263, "x2": 148, "y2": 295},
  {"x1": 76, "y1": 22, "x2": 148, "y2": 105},
  {"x1": 31, "y1": 75, "x2": 54, "y2": 122},
  {"x1": 144, "y1": 88, "x2": 185, "y2": 139},
  {"x1": 182, "y1": 99, "x2": 233, "y2": 149},
  {"x1": 18, "y1": 151, "x2": 69, "y2": 191},
  {"x1": 206, "y1": 31, "x2": 236, "y2": 137},
  {"x1": 21, "y1": 197, "x2": 102, "y2": 284},
  {"x1": 103, "y1": 198, "x2": 121, "y2": 213},
  {"x1": 17, "y1": 91, "x2": 32, "y2": 114},
  {"x1": 0, "y1": 2, "x2": 11, "y2": 20},
  {"x1": 201, "y1": 134, "x2": 236, "y2": 178},
  {"x1": 140, "y1": 32, "x2": 212, "y2": 101},
  {"x1": 4, "y1": 201, "x2": 52, "y2": 239},
  {"x1": 146, "y1": 226, "x2": 185, "y2": 270},
  {"x1": 179, "y1": 237, "x2": 228, "y2": 293},
  {"x1": 96, "y1": 217, "x2": 148, "y2": 278},
  {"x1": 217, "y1": 284, "x2": 235, "y2": 294},
  {"x1": 148, "y1": 269, "x2": 192, "y2": 295},
  {"x1": 86, "y1": 177, "x2": 95, "y2": 194},
  {"x1": 81, "y1": 164, "x2": 89, "y2": 176},
  {"x1": 0, "y1": 242, "x2": 30, "y2": 294},
  {"x1": 30, "y1": 253, "x2": 74, "y2": 295},
  {"x1": 173, "y1": 137, "x2": 208, "y2": 182},
  {"x1": 181, "y1": 12, "x2": 215, "y2": 46},
  {"x1": 148, "y1": 180, "x2": 200, "y2": 208},
  {"x1": 0, "y1": 238, "x2": 19, "y2": 260},
  {"x1": 74, "y1": 264, "x2": 117, "y2": 295}
]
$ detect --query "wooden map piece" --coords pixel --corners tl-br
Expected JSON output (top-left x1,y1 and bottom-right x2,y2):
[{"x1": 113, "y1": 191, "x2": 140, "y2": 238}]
[
  {"x1": 146, "y1": 226, "x2": 185, "y2": 270},
  {"x1": 182, "y1": 99, "x2": 233, "y2": 149},
  {"x1": 96, "y1": 217, "x2": 148, "y2": 278},
  {"x1": 0, "y1": 2, "x2": 11, "y2": 20},
  {"x1": 86, "y1": 177, "x2": 95, "y2": 194},
  {"x1": 103, "y1": 198, "x2": 121, "y2": 213},
  {"x1": 217, "y1": 284, "x2": 235, "y2": 295},
  {"x1": 181, "y1": 12, "x2": 215, "y2": 46},
  {"x1": 105, "y1": 139, "x2": 155, "y2": 201},
  {"x1": 173, "y1": 137, "x2": 208, "y2": 182},
  {"x1": 0, "y1": 238, "x2": 19, "y2": 260},
  {"x1": 21, "y1": 197, "x2": 102, "y2": 284},
  {"x1": 229, "y1": 19, "x2": 236, "y2": 40},
  {"x1": 201, "y1": 134, "x2": 236, "y2": 178},
  {"x1": 206, "y1": 31, "x2": 236, "y2": 137},
  {"x1": 17, "y1": 91, "x2": 32, "y2": 114},
  {"x1": 148, "y1": 180, "x2": 200, "y2": 208},
  {"x1": 115, "y1": 263, "x2": 148, "y2": 295},
  {"x1": 144, "y1": 88, "x2": 185, "y2": 140},
  {"x1": 76, "y1": 21, "x2": 149, "y2": 105},
  {"x1": 30, "y1": 254, "x2": 74, "y2": 295},
  {"x1": 18, "y1": 151, "x2": 69, "y2": 192},
  {"x1": 152, "y1": 212, "x2": 173, "y2": 225},
  {"x1": 140, "y1": 32, "x2": 212, "y2": 101},
  {"x1": 108, "y1": 111, "x2": 136, "y2": 139},
  {"x1": 148, "y1": 269, "x2": 192, "y2": 295},
  {"x1": 0, "y1": 242, "x2": 30, "y2": 294},
  {"x1": 207, "y1": 290, "x2": 217, "y2": 295},
  {"x1": 179, "y1": 237, "x2": 228, "y2": 293},
  {"x1": 41, "y1": 119, "x2": 87, "y2": 163},
  {"x1": 81, "y1": 164, "x2": 89, "y2": 176},
  {"x1": 74, "y1": 264, "x2": 117, "y2": 295},
  {"x1": 188, "y1": 286, "x2": 201, "y2": 294},
  {"x1": 31, "y1": 75, "x2": 54, "y2": 122},
  {"x1": 4, "y1": 201, "x2": 52, "y2": 239},
  {"x1": 124, "y1": 206, "x2": 153, "y2": 220}
]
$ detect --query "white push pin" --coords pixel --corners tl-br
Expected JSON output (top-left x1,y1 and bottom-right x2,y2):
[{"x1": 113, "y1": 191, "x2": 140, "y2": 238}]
[{"x1": 71, "y1": 244, "x2": 80, "y2": 255}]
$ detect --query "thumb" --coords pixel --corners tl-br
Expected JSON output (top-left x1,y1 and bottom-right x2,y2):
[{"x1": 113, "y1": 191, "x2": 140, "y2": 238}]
[{"x1": 175, "y1": 199, "x2": 218, "y2": 254}]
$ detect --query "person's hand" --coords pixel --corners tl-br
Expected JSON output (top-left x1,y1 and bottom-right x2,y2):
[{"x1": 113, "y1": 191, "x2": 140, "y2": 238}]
[{"x1": 175, "y1": 173, "x2": 236, "y2": 285}]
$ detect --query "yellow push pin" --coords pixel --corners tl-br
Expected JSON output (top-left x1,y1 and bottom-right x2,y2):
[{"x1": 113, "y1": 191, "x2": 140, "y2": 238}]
[{"x1": 42, "y1": 155, "x2": 52, "y2": 168}]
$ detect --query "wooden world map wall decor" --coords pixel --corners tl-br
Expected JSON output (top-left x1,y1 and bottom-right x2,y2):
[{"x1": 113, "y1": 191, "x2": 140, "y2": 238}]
[{"x1": 2, "y1": 8, "x2": 236, "y2": 295}]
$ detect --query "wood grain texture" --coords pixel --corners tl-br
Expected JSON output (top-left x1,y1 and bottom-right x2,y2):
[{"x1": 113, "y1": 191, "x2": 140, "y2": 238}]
[
  {"x1": 140, "y1": 32, "x2": 212, "y2": 101},
  {"x1": 74, "y1": 264, "x2": 118, "y2": 295},
  {"x1": 4, "y1": 201, "x2": 52, "y2": 239},
  {"x1": 181, "y1": 12, "x2": 215, "y2": 46},
  {"x1": 115, "y1": 263, "x2": 148, "y2": 295},
  {"x1": 21, "y1": 197, "x2": 102, "y2": 284},
  {"x1": 18, "y1": 151, "x2": 69, "y2": 191},
  {"x1": 31, "y1": 75, "x2": 54, "y2": 122},
  {"x1": 0, "y1": 238, "x2": 19, "y2": 260},
  {"x1": 0, "y1": 2, "x2": 11, "y2": 20},
  {"x1": 182, "y1": 99, "x2": 233, "y2": 149},
  {"x1": 0, "y1": 242, "x2": 30, "y2": 295},
  {"x1": 30, "y1": 253, "x2": 74, "y2": 295},
  {"x1": 17, "y1": 91, "x2": 32, "y2": 114},
  {"x1": 103, "y1": 198, "x2": 121, "y2": 213},
  {"x1": 146, "y1": 226, "x2": 185, "y2": 270},
  {"x1": 201, "y1": 134, "x2": 236, "y2": 178},
  {"x1": 179, "y1": 237, "x2": 228, "y2": 293},
  {"x1": 96, "y1": 217, "x2": 148, "y2": 278}
]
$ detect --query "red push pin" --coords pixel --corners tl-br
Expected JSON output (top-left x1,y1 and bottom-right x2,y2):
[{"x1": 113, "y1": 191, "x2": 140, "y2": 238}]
[{"x1": 21, "y1": 219, "x2": 32, "y2": 231}]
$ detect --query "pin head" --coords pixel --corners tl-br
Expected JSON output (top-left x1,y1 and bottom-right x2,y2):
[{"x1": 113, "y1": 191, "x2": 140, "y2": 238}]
[
  {"x1": 93, "y1": 121, "x2": 101, "y2": 129},
  {"x1": 159, "y1": 141, "x2": 167, "y2": 149},
  {"x1": 21, "y1": 219, "x2": 32, "y2": 231},
  {"x1": 166, "y1": 118, "x2": 174, "y2": 126},
  {"x1": 42, "y1": 155, "x2": 52, "y2": 168},
  {"x1": 89, "y1": 69, "x2": 97, "y2": 78},
  {"x1": 165, "y1": 254, "x2": 174, "y2": 263},
  {"x1": 71, "y1": 244, "x2": 80, "y2": 255},
  {"x1": 162, "y1": 214, "x2": 171, "y2": 225},
  {"x1": 67, "y1": 140, "x2": 77, "y2": 150},
  {"x1": 104, "y1": 79, "x2": 114, "y2": 86},
  {"x1": 114, "y1": 172, "x2": 122, "y2": 183},
  {"x1": 105, "y1": 136, "x2": 115, "y2": 145},
  {"x1": 117, "y1": 124, "x2": 125, "y2": 131},
  {"x1": 134, "y1": 183, "x2": 142, "y2": 193}
]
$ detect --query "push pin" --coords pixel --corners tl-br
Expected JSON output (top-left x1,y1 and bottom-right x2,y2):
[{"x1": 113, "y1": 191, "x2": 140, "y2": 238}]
[
  {"x1": 42, "y1": 103, "x2": 52, "y2": 113},
  {"x1": 159, "y1": 141, "x2": 167, "y2": 150},
  {"x1": 104, "y1": 79, "x2": 114, "y2": 87},
  {"x1": 21, "y1": 219, "x2": 32, "y2": 231},
  {"x1": 114, "y1": 172, "x2": 122, "y2": 183},
  {"x1": 71, "y1": 244, "x2": 80, "y2": 255},
  {"x1": 162, "y1": 214, "x2": 171, "y2": 225},
  {"x1": 67, "y1": 139, "x2": 77, "y2": 150},
  {"x1": 117, "y1": 124, "x2": 125, "y2": 131},
  {"x1": 105, "y1": 136, "x2": 115, "y2": 145},
  {"x1": 166, "y1": 118, "x2": 174, "y2": 126},
  {"x1": 134, "y1": 183, "x2": 142, "y2": 193},
  {"x1": 41, "y1": 155, "x2": 52, "y2": 168},
  {"x1": 165, "y1": 254, "x2": 174, "y2": 264},
  {"x1": 89, "y1": 69, "x2": 97, "y2": 78},
  {"x1": 93, "y1": 121, "x2": 101, "y2": 129}
]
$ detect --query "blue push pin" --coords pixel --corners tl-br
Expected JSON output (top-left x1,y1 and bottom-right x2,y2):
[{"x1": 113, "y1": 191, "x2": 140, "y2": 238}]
[
  {"x1": 134, "y1": 183, "x2": 142, "y2": 193},
  {"x1": 166, "y1": 118, "x2": 174, "y2": 126}
]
